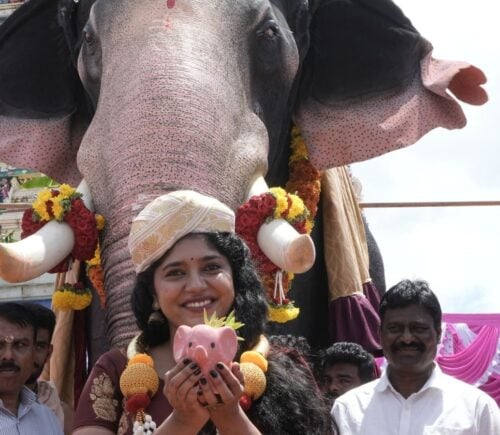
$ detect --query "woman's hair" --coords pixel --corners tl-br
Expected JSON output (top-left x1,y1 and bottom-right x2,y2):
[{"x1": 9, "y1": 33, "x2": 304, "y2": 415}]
[
  {"x1": 131, "y1": 232, "x2": 268, "y2": 351},
  {"x1": 248, "y1": 344, "x2": 333, "y2": 434}
]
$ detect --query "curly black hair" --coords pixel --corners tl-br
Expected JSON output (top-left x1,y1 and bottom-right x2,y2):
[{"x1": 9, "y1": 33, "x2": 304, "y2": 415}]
[
  {"x1": 316, "y1": 341, "x2": 377, "y2": 384},
  {"x1": 131, "y1": 232, "x2": 268, "y2": 352}
]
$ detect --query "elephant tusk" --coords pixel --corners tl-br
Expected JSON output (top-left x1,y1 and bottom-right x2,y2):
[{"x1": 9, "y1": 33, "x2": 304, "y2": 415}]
[
  {"x1": 245, "y1": 174, "x2": 316, "y2": 274},
  {"x1": 0, "y1": 179, "x2": 93, "y2": 283}
]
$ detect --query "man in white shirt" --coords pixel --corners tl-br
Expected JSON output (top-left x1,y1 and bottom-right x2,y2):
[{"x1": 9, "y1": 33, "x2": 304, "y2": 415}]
[
  {"x1": 0, "y1": 302, "x2": 62, "y2": 434},
  {"x1": 331, "y1": 279, "x2": 500, "y2": 435}
]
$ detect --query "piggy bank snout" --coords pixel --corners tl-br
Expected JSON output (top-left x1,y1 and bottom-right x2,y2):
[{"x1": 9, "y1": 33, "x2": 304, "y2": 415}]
[{"x1": 191, "y1": 345, "x2": 209, "y2": 363}]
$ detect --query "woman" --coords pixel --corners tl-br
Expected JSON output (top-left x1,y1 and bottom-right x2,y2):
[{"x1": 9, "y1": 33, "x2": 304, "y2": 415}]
[{"x1": 73, "y1": 190, "x2": 331, "y2": 434}]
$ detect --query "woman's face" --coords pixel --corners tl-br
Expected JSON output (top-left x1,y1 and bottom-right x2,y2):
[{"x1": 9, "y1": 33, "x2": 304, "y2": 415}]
[{"x1": 153, "y1": 235, "x2": 235, "y2": 332}]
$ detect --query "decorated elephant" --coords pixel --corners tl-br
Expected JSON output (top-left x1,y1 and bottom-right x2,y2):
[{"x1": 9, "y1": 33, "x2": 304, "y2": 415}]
[{"x1": 0, "y1": 0, "x2": 486, "y2": 366}]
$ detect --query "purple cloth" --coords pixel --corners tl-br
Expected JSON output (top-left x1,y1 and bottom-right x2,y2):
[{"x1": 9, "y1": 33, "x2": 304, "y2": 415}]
[{"x1": 329, "y1": 283, "x2": 382, "y2": 355}]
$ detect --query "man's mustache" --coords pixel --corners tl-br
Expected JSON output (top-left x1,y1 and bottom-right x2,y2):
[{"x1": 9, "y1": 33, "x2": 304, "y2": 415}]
[
  {"x1": 0, "y1": 362, "x2": 20, "y2": 371},
  {"x1": 392, "y1": 342, "x2": 426, "y2": 352}
]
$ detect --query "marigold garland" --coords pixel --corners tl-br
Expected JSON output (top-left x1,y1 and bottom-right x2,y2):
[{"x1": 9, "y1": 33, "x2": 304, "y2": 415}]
[
  {"x1": 21, "y1": 184, "x2": 101, "y2": 273},
  {"x1": 235, "y1": 126, "x2": 321, "y2": 323},
  {"x1": 52, "y1": 282, "x2": 92, "y2": 311},
  {"x1": 86, "y1": 245, "x2": 106, "y2": 308}
]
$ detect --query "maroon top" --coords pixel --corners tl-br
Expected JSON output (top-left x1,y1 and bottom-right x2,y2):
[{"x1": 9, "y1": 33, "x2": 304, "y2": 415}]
[{"x1": 73, "y1": 348, "x2": 173, "y2": 434}]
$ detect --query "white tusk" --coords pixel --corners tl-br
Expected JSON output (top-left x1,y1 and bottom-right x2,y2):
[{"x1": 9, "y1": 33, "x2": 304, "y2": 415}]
[
  {"x1": 245, "y1": 174, "x2": 316, "y2": 274},
  {"x1": 0, "y1": 179, "x2": 92, "y2": 283}
]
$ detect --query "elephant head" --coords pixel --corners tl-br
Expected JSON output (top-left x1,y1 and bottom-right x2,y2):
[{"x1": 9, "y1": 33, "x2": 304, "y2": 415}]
[{"x1": 0, "y1": 0, "x2": 487, "y2": 355}]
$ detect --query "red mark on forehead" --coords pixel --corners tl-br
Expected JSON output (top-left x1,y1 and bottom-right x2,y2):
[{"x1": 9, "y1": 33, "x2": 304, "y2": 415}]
[{"x1": 167, "y1": 0, "x2": 176, "y2": 8}]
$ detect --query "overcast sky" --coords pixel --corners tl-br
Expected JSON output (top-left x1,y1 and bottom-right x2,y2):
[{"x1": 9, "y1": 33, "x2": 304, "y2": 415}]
[{"x1": 351, "y1": 0, "x2": 500, "y2": 313}]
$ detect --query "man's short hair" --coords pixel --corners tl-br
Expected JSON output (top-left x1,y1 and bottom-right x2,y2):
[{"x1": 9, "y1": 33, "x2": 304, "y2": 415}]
[
  {"x1": 380, "y1": 279, "x2": 442, "y2": 331},
  {"x1": 317, "y1": 342, "x2": 377, "y2": 383},
  {"x1": 0, "y1": 302, "x2": 38, "y2": 338},
  {"x1": 21, "y1": 302, "x2": 56, "y2": 340}
]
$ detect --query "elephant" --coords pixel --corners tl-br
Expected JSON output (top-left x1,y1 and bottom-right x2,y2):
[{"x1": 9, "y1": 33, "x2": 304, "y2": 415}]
[{"x1": 0, "y1": 0, "x2": 487, "y2": 366}]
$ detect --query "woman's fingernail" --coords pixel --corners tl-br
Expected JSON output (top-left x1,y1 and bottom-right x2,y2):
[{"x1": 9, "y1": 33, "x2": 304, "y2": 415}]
[
  {"x1": 183, "y1": 358, "x2": 191, "y2": 365},
  {"x1": 216, "y1": 363, "x2": 224, "y2": 370},
  {"x1": 210, "y1": 370, "x2": 218, "y2": 378},
  {"x1": 200, "y1": 377, "x2": 207, "y2": 385},
  {"x1": 190, "y1": 362, "x2": 198, "y2": 370},
  {"x1": 194, "y1": 368, "x2": 201, "y2": 375},
  {"x1": 197, "y1": 389, "x2": 203, "y2": 395}
]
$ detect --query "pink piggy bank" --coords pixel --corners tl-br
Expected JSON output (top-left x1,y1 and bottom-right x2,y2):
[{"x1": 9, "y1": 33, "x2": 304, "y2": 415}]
[{"x1": 173, "y1": 324, "x2": 238, "y2": 376}]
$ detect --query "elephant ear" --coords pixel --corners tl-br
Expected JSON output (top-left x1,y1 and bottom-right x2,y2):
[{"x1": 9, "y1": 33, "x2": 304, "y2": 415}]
[
  {"x1": 0, "y1": 0, "x2": 87, "y2": 185},
  {"x1": 217, "y1": 327, "x2": 238, "y2": 363},
  {"x1": 294, "y1": 0, "x2": 488, "y2": 170},
  {"x1": 172, "y1": 325, "x2": 192, "y2": 363}
]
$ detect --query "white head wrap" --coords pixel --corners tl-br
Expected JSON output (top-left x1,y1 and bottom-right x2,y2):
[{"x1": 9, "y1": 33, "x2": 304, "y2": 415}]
[{"x1": 128, "y1": 190, "x2": 235, "y2": 273}]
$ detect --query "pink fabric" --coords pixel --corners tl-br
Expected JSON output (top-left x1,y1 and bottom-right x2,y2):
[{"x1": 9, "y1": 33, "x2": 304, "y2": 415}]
[
  {"x1": 0, "y1": 115, "x2": 83, "y2": 186},
  {"x1": 437, "y1": 325, "x2": 499, "y2": 385},
  {"x1": 294, "y1": 54, "x2": 487, "y2": 170}
]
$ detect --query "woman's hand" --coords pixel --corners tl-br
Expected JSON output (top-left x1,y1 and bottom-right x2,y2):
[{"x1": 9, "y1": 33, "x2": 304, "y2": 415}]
[
  {"x1": 197, "y1": 362, "x2": 244, "y2": 413},
  {"x1": 162, "y1": 359, "x2": 209, "y2": 430}
]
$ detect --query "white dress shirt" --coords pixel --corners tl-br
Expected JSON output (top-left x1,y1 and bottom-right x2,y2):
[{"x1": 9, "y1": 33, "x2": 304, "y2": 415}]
[
  {"x1": 332, "y1": 364, "x2": 500, "y2": 435},
  {"x1": 0, "y1": 386, "x2": 63, "y2": 435}
]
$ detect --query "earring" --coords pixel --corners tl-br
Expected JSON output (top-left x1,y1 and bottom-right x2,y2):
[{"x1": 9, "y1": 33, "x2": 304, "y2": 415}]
[{"x1": 148, "y1": 300, "x2": 165, "y2": 325}]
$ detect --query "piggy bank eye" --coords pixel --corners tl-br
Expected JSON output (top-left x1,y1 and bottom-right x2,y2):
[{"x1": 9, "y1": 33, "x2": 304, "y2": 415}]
[
  {"x1": 188, "y1": 342, "x2": 192, "y2": 348},
  {"x1": 210, "y1": 342, "x2": 215, "y2": 348}
]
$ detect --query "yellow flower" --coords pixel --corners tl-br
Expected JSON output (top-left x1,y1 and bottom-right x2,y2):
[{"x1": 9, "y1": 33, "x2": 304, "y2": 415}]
[
  {"x1": 95, "y1": 214, "x2": 105, "y2": 231},
  {"x1": 270, "y1": 187, "x2": 288, "y2": 218},
  {"x1": 289, "y1": 127, "x2": 309, "y2": 163},
  {"x1": 52, "y1": 288, "x2": 92, "y2": 311},
  {"x1": 32, "y1": 189, "x2": 53, "y2": 221},
  {"x1": 268, "y1": 305, "x2": 300, "y2": 323},
  {"x1": 59, "y1": 184, "x2": 76, "y2": 198},
  {"x1": 50, "y1": 197, "x2": 65, "y2": 221},
  {"x1": 287, "y1": 194, "x2": 306, "y2": 221},
  {"x1": 87, "y1": 246, "x2": 101, "y2": 268},
  {"x1": 305, "y1": 219, "x2": 314, "y2": 234}
]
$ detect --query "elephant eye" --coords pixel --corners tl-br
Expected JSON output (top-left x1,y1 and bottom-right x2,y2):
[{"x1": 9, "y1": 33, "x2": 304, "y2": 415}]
[
  {"x1": 82, "y1": 25, "x2": 98, "y2": 55},
  {"x1": 258, "y1": 20, "x2": 279, "y2": 40},
  {"x1": 188, "y1": 342, "x2": 193, "y2": 347},
  {"x1": 210, "y1": 342, "x2": 215, "y2": 348}
]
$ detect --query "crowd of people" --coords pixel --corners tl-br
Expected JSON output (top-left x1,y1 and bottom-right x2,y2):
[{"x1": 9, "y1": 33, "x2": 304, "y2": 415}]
[{"x1": 1, "y1": 191, "x2": 499, "y2": 434}]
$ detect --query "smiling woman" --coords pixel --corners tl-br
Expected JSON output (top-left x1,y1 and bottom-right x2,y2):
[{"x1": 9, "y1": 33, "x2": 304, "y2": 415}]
[{"x1": 72, "y1": 190, "x2": 332, "y2": 435}]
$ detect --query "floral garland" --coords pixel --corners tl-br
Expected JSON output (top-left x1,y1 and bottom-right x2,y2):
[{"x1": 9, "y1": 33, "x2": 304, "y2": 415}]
[
  {"x1": 21, "y1": 184, "x2": 102, "y2": 273},
  {"x1": 52, "y1": 282, "x2": 93, "y2": 310},
  {"x1": 236, "y1": 126, "x2": 321, "y2": 323}
]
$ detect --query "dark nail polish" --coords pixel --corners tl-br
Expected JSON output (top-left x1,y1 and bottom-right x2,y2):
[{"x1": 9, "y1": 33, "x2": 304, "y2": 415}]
[
  {"x1": 190, "y1": 362, "x2": 198, "y2": 370},
  {"x1": 200, "y1": 377, "x2": 207, "y2": 385},
  {"x1": 183, "y1": 358, "x2": 191, "y2": 365},
  {"x1": 210, "y1": 370, "x2": 218, "y2": 378},
  {"x1": 216, "y1": 363, "x2": 224, "y2": 370},
  {"x1": 194, "y1": 368, "x2": 201, "y2": 375}
]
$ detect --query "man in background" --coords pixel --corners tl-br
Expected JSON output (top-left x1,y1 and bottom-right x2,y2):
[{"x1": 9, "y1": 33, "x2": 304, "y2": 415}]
[
  {"x1": 22, "y1": 302, "x2": 73, "y2": 435},
  {"x1": 332, "y1": 279, "x2": 500, "y2": 434},
  {"x1": 0, "y1": 302, "x2": 62, "y2": 434},
  {"x1": 316, "y1": 341, "x2": 377, "y2": 406}
]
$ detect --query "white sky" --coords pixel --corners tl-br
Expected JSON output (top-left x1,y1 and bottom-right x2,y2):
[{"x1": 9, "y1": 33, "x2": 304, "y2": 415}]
[{"x1": 351, "y1": 0, "x2": 500, "y2": 313}]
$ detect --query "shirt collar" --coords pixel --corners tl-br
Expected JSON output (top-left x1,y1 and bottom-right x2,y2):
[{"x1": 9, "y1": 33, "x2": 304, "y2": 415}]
[{"x1": 375, "y1": 363, "x2": 443, "y2": 395}]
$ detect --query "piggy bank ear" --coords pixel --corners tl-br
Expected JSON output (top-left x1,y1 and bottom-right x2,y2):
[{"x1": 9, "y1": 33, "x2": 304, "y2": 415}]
[
  {"x1": 173, "y1": 325, "x2": 192, "y2": 363},
  {"x1": 217, "y1": 328, "x2": 238, "y2": 363}
]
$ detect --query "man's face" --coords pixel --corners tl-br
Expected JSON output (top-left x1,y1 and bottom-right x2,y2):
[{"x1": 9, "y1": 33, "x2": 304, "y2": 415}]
[
  {"x1": 381, "y1": 304, "x2": 440, "y2": 375},
  {"x1": 320, "y1": 362, "x2": 363, "y2": 403},
  {"x1": 26, "y1": 328, "x2": 52, "y2": 385},
  {"x1": 0, "y1": 318, "x2": 35, "y2": 398}
]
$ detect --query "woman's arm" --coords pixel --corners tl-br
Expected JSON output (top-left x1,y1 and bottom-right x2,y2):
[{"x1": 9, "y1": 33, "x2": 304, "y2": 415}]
[
  {"x1": 155, "y1": 359, "x2": 210, "y2": 434},
  {"x1": 72, "y1": 427, "x2": 115, "y2": 435}
]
